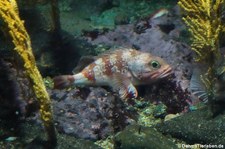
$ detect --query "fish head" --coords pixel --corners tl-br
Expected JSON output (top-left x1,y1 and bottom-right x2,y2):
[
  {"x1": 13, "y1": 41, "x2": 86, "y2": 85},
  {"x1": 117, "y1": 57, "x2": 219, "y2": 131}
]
[{"x1": 130, "y1": 54, "x2": 172, "y2": 82}]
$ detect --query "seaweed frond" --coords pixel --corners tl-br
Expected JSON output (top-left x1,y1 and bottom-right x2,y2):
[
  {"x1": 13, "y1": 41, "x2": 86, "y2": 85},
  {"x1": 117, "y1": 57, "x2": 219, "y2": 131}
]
[
  {"x1": 178, "y1": 0, "x2": 224, "y2": 62},
  {"x1": 0, "y1": 0, "x2": 56, "y2": 146},
  {"x1": 178, "y1": 0, "x2": 225, "y2": 116}
]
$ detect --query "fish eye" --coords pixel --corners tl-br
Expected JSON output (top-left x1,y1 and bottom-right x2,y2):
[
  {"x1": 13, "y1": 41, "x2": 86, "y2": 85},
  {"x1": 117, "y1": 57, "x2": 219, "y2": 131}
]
[{"x1": 151, "y1": 60, "x2": 161, "y2": 69}]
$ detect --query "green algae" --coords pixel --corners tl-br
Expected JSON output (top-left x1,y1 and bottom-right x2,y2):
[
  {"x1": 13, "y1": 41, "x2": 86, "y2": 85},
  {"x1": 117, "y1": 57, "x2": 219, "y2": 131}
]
[
  {"x1": 44, "y1": 77, "x2": 54, "y2": 89},
  {"x1": 95, "y1": 136, "x2": 114, "y2": 149},
  {"x1": 91, "y1": 10, "x2": 117, "y2": 30},
  {"x1": 129, "y1": 98, "x2": 167, "y2": 127},
  {"x1": 57, "y1": 0, "x2": 176, "y2": 35},
  {"x1": 137, "y1": 105, "x2": 162, "y2": 127}
]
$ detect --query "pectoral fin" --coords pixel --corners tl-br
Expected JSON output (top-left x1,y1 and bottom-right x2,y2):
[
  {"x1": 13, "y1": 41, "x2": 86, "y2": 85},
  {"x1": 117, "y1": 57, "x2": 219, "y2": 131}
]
[{"x1": 111, "y1": 73, "x2": 138, "y2": 99}]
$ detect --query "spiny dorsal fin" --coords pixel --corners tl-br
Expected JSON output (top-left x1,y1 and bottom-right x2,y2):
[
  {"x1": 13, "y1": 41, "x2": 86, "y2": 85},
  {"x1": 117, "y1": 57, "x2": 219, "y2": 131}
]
[
  {"x1": 72, "y1": 56, "x2": 96, "y2": 74},
  {"x1": 72, "y1": 48, "x2": 132, "y2": 74},
  {"x1": 96, "y1": 47, "x2": 135, "y2": 58}
]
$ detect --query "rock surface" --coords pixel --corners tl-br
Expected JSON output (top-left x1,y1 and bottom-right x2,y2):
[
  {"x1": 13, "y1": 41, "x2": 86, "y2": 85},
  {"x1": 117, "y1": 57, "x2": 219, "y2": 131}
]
[
  {"x1": 114, "y1": 124, "x2": 178, "y2": 149},
  {"x1": 0, "y1": 121, "x2": 101, "y2": 149},
  {"x1": 50, "y1": 87, "x2": 135, "y2": 140},
  {"x1": 156, "y1": 108, "x2": 225, "y2": 145}
]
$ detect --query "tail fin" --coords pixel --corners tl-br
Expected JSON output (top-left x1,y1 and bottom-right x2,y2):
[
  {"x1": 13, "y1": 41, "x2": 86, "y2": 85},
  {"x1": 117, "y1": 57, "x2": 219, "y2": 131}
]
[{"x1": 53, "y1": 75, "x2": 75, "y2": 89}]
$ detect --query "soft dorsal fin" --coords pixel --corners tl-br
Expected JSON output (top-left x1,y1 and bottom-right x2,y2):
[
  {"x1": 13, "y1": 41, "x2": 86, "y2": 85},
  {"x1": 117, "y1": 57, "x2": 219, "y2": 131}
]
[
  {"x1": 72, "y1": 56, "x2": 96, "y2": 74},
  {"x1": 72, "y1": 49, "x2": 124, "y2": 74},
  {"x1": 72, "y1": 47, "x2": 136, "y2": 74}
]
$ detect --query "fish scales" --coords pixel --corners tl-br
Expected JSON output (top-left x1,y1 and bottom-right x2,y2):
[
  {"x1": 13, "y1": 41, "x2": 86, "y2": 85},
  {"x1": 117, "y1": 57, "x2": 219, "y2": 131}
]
[
  {"x1": 81, "y1": 50, "x2": 134, "y2": 84},
  {"x1": 53, "y1": 48, "x2": 172, "y2": 99}
]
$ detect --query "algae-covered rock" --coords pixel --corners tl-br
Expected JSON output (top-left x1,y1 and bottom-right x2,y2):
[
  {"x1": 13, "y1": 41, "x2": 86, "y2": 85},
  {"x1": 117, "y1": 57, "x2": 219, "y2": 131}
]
[
  {"x1": 114, "y1": 124, "x2": 178, "y2": 149},
  {"x1": 0, "y1": 121, "x2": 101, "y2": 149},
  {"x1": 156, "y1": 107, "x2": 225, "y2": 145},
  {"x1": 50, "y1": 87, "x2": 134, "y2": 140}
]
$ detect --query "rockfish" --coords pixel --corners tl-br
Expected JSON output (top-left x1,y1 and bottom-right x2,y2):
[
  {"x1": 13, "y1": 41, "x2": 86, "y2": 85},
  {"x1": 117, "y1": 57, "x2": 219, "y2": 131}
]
[{"x1": 53, "y1": 48, "x2": 172, "y2": 99}]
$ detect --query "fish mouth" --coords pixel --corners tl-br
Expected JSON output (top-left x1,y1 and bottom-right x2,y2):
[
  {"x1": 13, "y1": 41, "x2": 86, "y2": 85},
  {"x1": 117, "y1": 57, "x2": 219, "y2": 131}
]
[
  {"x1": 159, "y1": 66, "x2": 173, "y2": 78},
  {"x1": 150, "y1": 66, "x2": 173, "y2": 79}
]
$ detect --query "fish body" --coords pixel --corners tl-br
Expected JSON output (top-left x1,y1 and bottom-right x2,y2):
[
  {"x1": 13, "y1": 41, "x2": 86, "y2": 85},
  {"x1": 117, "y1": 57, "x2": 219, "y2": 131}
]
[{"x1": 53, "y1": 48, "x2": 172, "y2": 99}]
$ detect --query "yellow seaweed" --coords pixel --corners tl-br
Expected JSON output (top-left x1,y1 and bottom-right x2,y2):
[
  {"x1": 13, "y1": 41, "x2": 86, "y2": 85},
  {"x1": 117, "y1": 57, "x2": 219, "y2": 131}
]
[
  {"x1": 178, "y1": 0, "x2": 225, "y2": 114},
  {"x1": 0, "y1": 0, "x2": 56, "y2": 146},
  {"x1": 178, "y1": 0, "x2": 224, "y2": 62}
]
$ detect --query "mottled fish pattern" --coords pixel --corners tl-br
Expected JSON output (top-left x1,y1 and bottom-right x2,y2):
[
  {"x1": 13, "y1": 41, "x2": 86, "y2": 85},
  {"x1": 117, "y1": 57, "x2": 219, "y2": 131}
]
[{"x1": 53, "y1": 48, "x2": 172, "y2": 99}]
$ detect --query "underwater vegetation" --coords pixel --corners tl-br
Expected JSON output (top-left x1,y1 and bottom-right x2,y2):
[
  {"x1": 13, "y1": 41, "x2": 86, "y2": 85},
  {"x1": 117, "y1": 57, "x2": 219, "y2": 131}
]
[
  {"x1": 0, "y1": 0, "x2": 56, "y2": 148},
  {"x1": 178, "y1": 0, "x2": 223, "y2": 62},
  {"x1": 2, "y1": 0, "x2": 225, "y2": 148},
  {"x1": 178, "y1": 0, "x2": 225, "y2": 116}
]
